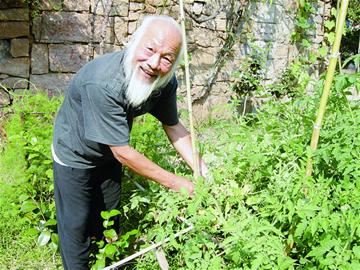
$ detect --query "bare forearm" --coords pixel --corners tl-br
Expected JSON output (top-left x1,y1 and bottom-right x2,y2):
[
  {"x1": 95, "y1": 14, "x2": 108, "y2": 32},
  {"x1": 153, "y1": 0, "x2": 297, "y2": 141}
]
[
  {"x1": 110, "y1": 145, "x2": 194, "y2": 193},
  {"x1": 163, "y1": 123, "x2": 208, "y2": 177}
]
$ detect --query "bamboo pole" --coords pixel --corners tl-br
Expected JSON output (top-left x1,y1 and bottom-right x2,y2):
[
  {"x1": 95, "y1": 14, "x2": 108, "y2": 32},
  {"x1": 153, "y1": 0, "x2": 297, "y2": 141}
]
[
  {"x1": 305, "y1": 0, "x2": 349, "y2": 178},
  {"x1": 103, "y1": 223, "x2": 194, "y2": 270},
  {"x1": 179, "y1": 0, "x2": 200, "y2": 179}
]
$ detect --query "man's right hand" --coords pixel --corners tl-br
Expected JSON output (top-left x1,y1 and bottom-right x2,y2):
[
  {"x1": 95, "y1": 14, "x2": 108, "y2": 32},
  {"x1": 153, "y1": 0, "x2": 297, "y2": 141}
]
[
  {"x1": 110, "y1": 145, "x2": 194, "y2": 197},
  {"x1": 171, "y1": 176, "x2": 195, "y2": 197}
]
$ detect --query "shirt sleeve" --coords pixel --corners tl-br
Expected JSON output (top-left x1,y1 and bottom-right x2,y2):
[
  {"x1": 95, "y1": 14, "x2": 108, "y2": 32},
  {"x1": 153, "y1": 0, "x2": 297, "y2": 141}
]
[
  {"x1": 149, "y1": 76, "x2": 179, "y2": 126},
  {"x1": 80, "y1": 83, "x2": 130, "y2": 146}
]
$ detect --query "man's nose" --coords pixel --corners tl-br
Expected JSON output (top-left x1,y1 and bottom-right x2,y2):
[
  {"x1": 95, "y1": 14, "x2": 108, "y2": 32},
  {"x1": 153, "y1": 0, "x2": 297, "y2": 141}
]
[{"x1": 147, "y1": 53, "x2": 160, "y2": 70}]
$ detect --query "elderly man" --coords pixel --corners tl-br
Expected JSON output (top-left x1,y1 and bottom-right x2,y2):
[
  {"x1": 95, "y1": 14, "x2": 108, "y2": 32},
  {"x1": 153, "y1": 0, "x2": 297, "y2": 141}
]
[{"x1": 52, "y1": 15, "x2": 207, "y2": 269}]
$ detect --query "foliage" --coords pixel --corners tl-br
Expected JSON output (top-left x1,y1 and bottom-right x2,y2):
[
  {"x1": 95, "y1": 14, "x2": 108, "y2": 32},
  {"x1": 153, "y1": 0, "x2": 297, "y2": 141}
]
[
  {"x1": 89, "y1": 71, "x2": 359, "y2": 269},
  {"x1": 0, "y1": 68, "x2": 359, "y2": 269},
  {"x1": 0, "y1": 93, "x2": 63, "y2": 254}
]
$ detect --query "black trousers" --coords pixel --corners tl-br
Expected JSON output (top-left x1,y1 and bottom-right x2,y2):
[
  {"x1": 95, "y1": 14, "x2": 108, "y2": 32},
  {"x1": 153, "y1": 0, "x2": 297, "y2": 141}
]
[{"x1": 53, "y1": 160, "x2": 122, "y2": 270}]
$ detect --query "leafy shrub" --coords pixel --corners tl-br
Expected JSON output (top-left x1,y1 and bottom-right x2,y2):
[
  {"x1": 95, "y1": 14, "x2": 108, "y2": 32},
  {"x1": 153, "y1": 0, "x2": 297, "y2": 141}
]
[{"x1": 0, "y1": 93, "x2": 63, "y2": 250}]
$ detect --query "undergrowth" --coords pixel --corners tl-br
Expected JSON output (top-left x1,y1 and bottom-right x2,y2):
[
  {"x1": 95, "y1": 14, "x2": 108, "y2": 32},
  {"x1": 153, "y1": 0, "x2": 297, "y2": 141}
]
[{"x1": 0, "y1": 70, "x2": 359, "y2": 269}]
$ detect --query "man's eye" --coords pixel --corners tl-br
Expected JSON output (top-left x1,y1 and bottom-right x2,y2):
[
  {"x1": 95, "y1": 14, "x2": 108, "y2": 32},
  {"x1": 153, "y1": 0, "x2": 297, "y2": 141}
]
[{"x1": 146, "y1": 47, "x2": 154, "y2": 52}]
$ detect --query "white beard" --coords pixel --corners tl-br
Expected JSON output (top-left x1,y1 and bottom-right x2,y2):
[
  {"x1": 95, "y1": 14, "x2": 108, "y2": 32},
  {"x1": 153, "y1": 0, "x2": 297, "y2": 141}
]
[
  {"x1": 125, "y1": 64, "x2": 174, "y2": 107},
  {"x1": 125, "y1": 66, "x2": 159, "y2": 107}
]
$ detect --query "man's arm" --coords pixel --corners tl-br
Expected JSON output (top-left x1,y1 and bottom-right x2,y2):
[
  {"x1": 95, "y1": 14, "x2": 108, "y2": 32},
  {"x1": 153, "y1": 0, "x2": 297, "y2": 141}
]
[
  {"x1": 162, "y1": 122, "x2": 208, "y2": 177},
  {"x1": 110, "y1": 145, "x2": 194, "y2": 195}
]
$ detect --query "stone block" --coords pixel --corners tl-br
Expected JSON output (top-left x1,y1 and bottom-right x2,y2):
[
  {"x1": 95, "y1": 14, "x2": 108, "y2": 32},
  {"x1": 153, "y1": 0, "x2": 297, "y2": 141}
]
[
  {"x1": 250, "y1": 1, "x2": 278, "y2": 24},
  {"x1": 30, "y1": 73, "x2": 74, "y2": 94},
  {"x1": 265, "y1": 58, "x2": 287, "y2": 79},
  {"x1": 114, "y1": 17, "x2": 128, "y2": 43},
  {"x1": 199, "y1": 19, "x2": 216, "y2": 31},
  {"x1": 0, "y1": 57, "x2": 29, "y2": 78},
  {"x1": 0, "y1": 9, "x2": 29, "y2": 21},
  {"x1": 128, "y1": 11, "x2": 140, "y2": 21},
  {"x1": 190, "y1": 27, "x2": 223, "y2": 47},
  {"x1": 191, "y1": 47, "x2": 217, "y2": 67},
  {"x1": 0, "y1": 22, "x2": 29, "y2": 39},
  {"x1": 129, "y1": 2, "x2": 144, "y2": 11},
  {"x1": 110, "y1": 0, "x2": 128, "y2": 16},
  {"x1": 38, "y1": 0, "x2": 62, "y2": 11},
  {"x1": 93, "y1": 44, "x2": 122, "y2": 58},
  {"x1": 49, "y1": 44, "x2": 90, "y2": 72},
  {"x1": 32, "y1": 12, "x2": 101, "y2": 43},
  {"x1": 192, "y1": 2, "x2": 203, "y2": 15},
  {"x1": 0, "y1": 0, "x2": 26, "y2": 9},
  {"x1": 91, "y1": 0, "x2": 110, "y2": 15},
  {"x1": 0, "y1": 76, "x2": 28, "y2": 89},
  {"x1": 0, "y1": 40, "x2": 10, "y2": 63},
  {"x1": 10, "y1": 38, "x2": 29, "y2": 57},
  {"x1": 146, "y1": 0, "x2": 170, "y2": 7},
  {"x1": 63, "y1": 0, "x2": 90, "y2": 11},
  {"x1": 128, "y1": 21, "x2": 138, "y2": 34},
  {"x1": 216, "y1": 18, "x2": 227, "y2": 31},
  {"x1": 31, "y1": 44, "x2": 49, "y2": 74}
]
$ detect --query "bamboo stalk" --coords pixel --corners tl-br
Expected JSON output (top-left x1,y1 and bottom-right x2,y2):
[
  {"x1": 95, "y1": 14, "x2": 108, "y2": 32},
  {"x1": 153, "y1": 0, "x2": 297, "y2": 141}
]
[
  {"x1": 305, "y1": 0, "x2": 349, "y2": 178},
  {"x1": 179, "y1": 0, "x2": 200, "y2": 179}
]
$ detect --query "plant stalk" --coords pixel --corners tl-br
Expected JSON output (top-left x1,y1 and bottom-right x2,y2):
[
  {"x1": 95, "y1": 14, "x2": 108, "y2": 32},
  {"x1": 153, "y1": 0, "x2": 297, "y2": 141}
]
[
  {"x1": 305, "y1": 0, "x2": 349, "y2": 178},
  {"x1": 179, "y1": 0, "x2": 200, "y2": 179}
]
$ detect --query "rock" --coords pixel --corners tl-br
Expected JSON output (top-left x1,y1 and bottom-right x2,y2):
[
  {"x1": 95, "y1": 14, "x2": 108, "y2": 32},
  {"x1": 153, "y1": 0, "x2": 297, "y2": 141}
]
[
  {"x1": 30, "y1": 73, "x2": 74, "y2": 94},
  {"x1": 0, "y1": 0, "x2": 26, "y2": 9},
  {"x1": 191, "y1": 47, "x2": 217, "y2": 67},
  {"x1": 49, "y1": 44, "x2": 90, "y2": 72},
  {"x1": 146, "y1": 0, "x2": 170, "y2": 7},
  {"x1": 110, "y1": 0, "x2": 128, "y2": 17},
  {"x1": 0, "y1": 76, "x2": 28, "y2": 89},
  {"x1": 63, "y1": 0, "x2": 91, "y2": 11},
  {"x1": 0, "y1": 40, "x2": 11, "y2": 64},
  {"x1": 192, "y1": 2, "x2": 203, "y2": 15},
  {"x1": 0, "y1": 9, "x2": 29, "y2": 21},
  {"x1": 32, "y1": 12, "x2": 102, "y2": 43},
  {"x1": 93, "y1": 44, "x2": 122, "y2": 58},
  {"x1": 0, "y1": 21, "x2": 29, "y2": 39},
  {"x1": 31, "y1": 44, "x2": 49, "y2": 74},
  {"x1": 216, "y1": 18, "x2": 227, "y2": 32},
  {"x1": 128, "y1": 11, "x2": 140, "y2": 21},
  {"x1": 128, "y1": 21, "x2": 138, "y2": 34},
  {"x1": 38, "y1": 0, "x2": 62, "y2": 11},
  {"x1": 114, "y1": 17, "x2": 128, "y2": 42},
  {"x1": 0, "y1": 57, "x2": 30, "y2": 78},
  {"x1": 129, "y1": 2, "x2": 144, "y2": 11},
  {"x1": 10, "y1": 38, "x2": 29, "y2": 57}
]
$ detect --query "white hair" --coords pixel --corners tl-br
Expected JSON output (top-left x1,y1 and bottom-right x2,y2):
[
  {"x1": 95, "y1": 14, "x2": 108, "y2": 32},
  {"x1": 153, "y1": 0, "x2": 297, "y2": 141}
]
[{"x1": 123, "y1": 16, "x2": 184, "y2": 107}]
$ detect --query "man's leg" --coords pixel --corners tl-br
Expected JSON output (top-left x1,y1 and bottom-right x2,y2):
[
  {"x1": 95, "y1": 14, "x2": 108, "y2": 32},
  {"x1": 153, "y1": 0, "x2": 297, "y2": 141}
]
[
  {"x1": 90, "y1": 160, "x2": 122, "y2": 239},
  {"x1": 53, "y1": 162, "x2": 94, "y2": 270}
]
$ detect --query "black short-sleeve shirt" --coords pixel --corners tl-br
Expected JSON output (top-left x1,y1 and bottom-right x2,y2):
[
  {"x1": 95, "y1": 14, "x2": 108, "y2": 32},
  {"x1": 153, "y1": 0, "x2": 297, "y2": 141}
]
[{"x1": 53, "y1": 50, "x2": 179, "y2": 169}]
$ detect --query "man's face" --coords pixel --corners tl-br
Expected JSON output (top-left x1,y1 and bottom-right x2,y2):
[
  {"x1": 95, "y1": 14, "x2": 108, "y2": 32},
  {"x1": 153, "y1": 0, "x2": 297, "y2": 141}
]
[{"x1": 132, "y1": 22, "x2": 182, "y2": 83}]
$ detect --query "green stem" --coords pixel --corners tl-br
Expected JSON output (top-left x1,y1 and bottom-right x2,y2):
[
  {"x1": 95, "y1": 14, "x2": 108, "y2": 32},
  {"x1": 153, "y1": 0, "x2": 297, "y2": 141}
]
[{"x1": 305, "y1": 0, "x2": 349, "y2": 179}]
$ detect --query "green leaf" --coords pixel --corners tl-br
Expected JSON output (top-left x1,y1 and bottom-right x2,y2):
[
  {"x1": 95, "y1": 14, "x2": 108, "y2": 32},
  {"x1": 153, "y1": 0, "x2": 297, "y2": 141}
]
[
  {"x1": 37, "y1": 230, "x2": 51, "y2": 246},
  {"x1": 104, "y1": 229, "x2": 117, "y2": 239},
  {"x1": 100, "y1": 211, "x2": 110, "y2": 220},
  {"x1": 45, "y1": 169, "x2": 53, "y2": 179},
  {"x1": 325, "y1": 32, "x2": 335, "y2": 44},
  {"x1": 318, "y1": 46, "x2": 328, "y2": 57},
  {"x1": 44, "y1": 218, "x2": 57, "y2": 227},
  {"x1": 324, "y1": 20, "x2": 335, "y2": 30},
  {"x1": 108, "y1": 209, "x2": 121, "y2": 218},
  {"x1": 104, "y1": 244, "x2": 117, "y2": 257},
  {"x1": 20, "y1": 200, "x2": 37, "y2": 213}
]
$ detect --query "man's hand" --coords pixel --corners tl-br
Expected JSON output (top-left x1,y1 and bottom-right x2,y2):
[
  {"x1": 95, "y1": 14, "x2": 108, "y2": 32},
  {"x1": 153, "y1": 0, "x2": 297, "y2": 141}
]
[
  {"x1": 110, "y1": 145, "x2": 194, "y2": 197},
  {"x1": 171, "y1": 175, "x2": 195, "y2": 196}
]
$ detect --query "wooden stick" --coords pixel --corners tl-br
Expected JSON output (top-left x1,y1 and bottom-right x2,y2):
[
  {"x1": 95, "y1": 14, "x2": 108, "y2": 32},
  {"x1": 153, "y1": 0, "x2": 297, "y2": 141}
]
[
  {"x1": 179, "y1": 0, "x2": 200, "y2": 179},
  {"x1": 103, "y1": 223, "x2": 194, "y2": 270},
  {"x1": 305, "y1": 0, "x2": 349, "y2": 178}
]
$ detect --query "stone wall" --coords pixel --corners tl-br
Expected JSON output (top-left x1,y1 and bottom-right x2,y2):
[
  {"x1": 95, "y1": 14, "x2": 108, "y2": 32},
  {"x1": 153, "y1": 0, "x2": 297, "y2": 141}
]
[{"x1": 0, "y1": 0, "x2": 329, "y2": 119}]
